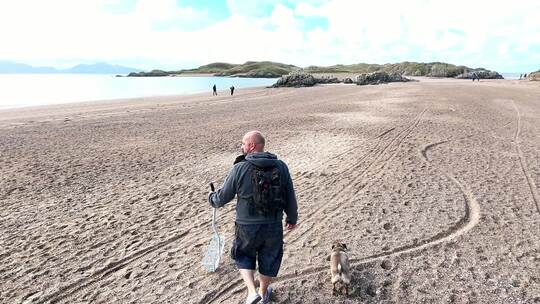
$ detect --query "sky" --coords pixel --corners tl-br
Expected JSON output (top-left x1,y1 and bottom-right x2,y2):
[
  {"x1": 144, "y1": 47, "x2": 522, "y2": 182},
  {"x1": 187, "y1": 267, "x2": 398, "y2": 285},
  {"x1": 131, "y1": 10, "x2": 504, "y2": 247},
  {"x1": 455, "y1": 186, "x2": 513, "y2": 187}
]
[{"x1": 0, "y1": 0, "x2": 539, "y2": 72}]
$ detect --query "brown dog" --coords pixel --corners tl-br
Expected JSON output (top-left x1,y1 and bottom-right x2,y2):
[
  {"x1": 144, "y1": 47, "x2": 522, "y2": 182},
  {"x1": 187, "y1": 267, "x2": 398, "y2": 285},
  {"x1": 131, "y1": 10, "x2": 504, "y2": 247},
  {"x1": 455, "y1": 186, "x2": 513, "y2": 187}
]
[{"x1": 330, "y1": 241, "x2": 351, "y2": 295}]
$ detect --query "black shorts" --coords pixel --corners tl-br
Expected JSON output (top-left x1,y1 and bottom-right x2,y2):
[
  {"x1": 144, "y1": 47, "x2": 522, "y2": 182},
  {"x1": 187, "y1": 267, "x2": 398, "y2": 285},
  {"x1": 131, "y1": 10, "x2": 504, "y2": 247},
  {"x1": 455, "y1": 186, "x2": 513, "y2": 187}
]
[{"x1": 230, "y1": 223, "x2": 284, "y2": 277}]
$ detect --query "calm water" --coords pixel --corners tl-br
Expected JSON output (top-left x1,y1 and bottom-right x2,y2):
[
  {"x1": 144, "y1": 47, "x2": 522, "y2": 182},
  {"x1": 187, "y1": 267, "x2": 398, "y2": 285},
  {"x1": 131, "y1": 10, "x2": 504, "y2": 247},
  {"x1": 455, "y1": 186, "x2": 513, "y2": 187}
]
[
  {"x1": 0, "y1": 74, "x2": 278, "y2": 109},
  {"x1": 501, "y1": 73, "x2": 522, "y2": 80}
]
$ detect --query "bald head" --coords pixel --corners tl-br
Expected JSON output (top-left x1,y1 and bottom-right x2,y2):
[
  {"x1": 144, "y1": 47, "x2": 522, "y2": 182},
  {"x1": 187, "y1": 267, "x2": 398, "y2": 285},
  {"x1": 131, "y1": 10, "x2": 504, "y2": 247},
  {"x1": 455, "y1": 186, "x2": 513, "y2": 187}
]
[{"x1": 241, "y1": 130, "x2": 265, "y2": 154}]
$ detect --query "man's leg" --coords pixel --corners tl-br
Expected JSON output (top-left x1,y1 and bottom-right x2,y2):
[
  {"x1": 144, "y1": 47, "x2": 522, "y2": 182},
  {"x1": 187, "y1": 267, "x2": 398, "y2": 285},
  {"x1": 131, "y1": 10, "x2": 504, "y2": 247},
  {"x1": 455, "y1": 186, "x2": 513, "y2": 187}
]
[
  {"x1": 239, "y1": 269, "x2": 257, "y2": 295},
  {"x1": 259, "y1": 274, "x2": 272, "y2": 298},
  {"x1": 257, "y1": 223, "x2": 283, "y2": 302},
  {"x1": 232, "y1": 224, "x2": 262, "y2": 303}
]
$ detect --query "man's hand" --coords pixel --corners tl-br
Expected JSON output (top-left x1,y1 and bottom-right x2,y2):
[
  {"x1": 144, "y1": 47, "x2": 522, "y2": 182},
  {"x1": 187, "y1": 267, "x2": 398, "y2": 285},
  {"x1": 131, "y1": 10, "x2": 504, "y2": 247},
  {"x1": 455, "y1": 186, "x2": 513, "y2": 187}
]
[{"x1": 285, "y1": 223, "x2": 297, "y2": 230}]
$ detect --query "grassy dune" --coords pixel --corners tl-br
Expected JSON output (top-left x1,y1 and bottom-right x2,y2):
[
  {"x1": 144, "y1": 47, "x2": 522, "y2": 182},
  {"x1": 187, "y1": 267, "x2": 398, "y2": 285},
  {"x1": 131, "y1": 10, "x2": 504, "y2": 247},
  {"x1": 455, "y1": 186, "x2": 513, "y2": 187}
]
[{"x1": 128, "y1": 61, "x2": 500, "y2": 78}]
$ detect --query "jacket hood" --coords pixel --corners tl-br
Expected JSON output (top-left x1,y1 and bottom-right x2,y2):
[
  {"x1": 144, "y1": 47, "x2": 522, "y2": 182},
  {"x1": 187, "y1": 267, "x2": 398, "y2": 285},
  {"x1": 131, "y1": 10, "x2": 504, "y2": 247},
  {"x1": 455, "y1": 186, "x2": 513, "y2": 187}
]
[{"x1": 245, "y1": 152, "x2": 279, "y2": 168}]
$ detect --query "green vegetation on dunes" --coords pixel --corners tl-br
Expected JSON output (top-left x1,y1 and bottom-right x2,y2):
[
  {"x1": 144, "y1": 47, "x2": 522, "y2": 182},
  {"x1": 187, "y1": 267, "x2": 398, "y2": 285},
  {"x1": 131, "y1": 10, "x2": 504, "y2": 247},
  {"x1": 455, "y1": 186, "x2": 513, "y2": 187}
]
[
  {"x1": 128, "y1": 61, "x2": 296, "y2": 77},
  {"x1": 178, "y1": 62, "x2": 239, "y2": 73},
  {"x1": 127, "y1": 69, "x2": 169, "y2": 77},
  {"x1": 214, "y1": 61, "x2": 296, "y2": 77},
  {"x1": 304, "y1": 62, "x2": 470, "y2": 77},
  {"x1": 529, "y1": 71, "x2": 540, "y2": 80},
  {"x1": 128, "y1": 61, "x2": 501, "y2": 78}
]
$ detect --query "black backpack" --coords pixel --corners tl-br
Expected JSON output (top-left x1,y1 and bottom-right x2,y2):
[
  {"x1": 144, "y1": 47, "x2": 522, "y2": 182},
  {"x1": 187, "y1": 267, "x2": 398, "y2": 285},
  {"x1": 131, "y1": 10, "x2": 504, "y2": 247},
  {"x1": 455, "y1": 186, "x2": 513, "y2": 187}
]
[{"x1": 249, "y1": 164, "x2": 284, "y2": 217}]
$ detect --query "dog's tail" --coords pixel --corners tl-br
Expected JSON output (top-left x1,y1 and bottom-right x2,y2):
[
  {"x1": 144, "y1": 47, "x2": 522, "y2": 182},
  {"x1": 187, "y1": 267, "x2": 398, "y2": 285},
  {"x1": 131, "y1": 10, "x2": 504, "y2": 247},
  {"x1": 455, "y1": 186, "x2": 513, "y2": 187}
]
[
  {"x1": 330, "y1": 254, "x2": 342, "y2": 284},
  {"x1": 333, "y1": 264, "x2": 345, "y2": 283}
]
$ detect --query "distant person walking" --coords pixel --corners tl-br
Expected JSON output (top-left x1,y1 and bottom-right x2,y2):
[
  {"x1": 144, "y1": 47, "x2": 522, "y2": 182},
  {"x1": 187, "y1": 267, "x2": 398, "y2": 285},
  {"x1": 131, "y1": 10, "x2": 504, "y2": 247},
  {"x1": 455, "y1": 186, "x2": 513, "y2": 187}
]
[
  {"x1": 213, "y1": 84, "x2": 217, "y2": 96},
  {"x1": 230, "y1": 85, "x2": 235, "y2": 96},
  {"x1": 524, "y1": 73, "x2": 528, "y2": 79},
  {"x1": 519, "y1": 74, "x2": 523, "y2": 80}
]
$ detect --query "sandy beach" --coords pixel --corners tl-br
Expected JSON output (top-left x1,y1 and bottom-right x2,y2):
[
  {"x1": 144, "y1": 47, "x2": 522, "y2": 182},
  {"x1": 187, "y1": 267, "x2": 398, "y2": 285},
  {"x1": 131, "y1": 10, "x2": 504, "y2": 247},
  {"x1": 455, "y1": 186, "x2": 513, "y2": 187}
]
[{"x1": 1, "y1": 78, "x2": 539, "y2": 303}]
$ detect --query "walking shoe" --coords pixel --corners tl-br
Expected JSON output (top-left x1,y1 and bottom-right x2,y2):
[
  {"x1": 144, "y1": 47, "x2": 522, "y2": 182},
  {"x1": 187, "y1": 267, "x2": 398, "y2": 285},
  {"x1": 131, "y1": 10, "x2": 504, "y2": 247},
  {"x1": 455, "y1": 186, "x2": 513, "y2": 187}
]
[
  {"x1": 261, "y1": 286, "x2": 273, "y2": 304},
  {"x1": 245, "y1": 292, "x2": 261, "y2": 304}
]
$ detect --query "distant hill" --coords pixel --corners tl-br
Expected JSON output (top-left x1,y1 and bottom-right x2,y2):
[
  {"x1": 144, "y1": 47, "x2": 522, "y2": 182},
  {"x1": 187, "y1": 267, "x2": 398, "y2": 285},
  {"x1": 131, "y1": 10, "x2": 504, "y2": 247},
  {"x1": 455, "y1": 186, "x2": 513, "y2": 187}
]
[
  {"x1": 0, "y1": 61, "x2": 140, "y2": 74},
  {"x1": 180, "y1": 62, "x2": 238, "y2": 74},
  {"x1": 303, "y1": 62, "x2": 501, "y2": 78},
  {"x1": 65, "y1": 63, "x2": 140, "y2": 74},
  {"x1": 0, "y1": 61, "x2": 57, "y2": 73},
  {"x1": 129, "y1": 61, "x2": 295, "y2": 78},
  {"x1": 529, "y1": 70, "x2": 540, "y2": 81},
  {"x1": 128, "y1": 61, "x2": 501, "y2": 78}
]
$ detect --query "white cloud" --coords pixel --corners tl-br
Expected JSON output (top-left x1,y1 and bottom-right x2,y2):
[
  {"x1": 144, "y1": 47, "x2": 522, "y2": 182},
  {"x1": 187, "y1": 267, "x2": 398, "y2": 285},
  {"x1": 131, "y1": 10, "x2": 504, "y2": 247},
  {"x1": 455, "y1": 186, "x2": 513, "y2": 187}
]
[
  {"x1": 294, "y1": 2, "x2": 324, "y2": 17},
  {"x1": 270, "y1": 4, "x2": 296, "y2": 29},
  {"x1": 0, "y1": 0, "x2": 539, "y2": 71}
]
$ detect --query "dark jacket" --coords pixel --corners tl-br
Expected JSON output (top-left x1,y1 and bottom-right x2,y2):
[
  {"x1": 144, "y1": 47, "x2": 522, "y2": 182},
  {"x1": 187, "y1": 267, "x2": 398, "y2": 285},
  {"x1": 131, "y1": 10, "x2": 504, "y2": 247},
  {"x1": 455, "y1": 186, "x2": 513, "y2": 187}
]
[{"x1": 209, "y1": 152, "x2": 298, "y2": 225}]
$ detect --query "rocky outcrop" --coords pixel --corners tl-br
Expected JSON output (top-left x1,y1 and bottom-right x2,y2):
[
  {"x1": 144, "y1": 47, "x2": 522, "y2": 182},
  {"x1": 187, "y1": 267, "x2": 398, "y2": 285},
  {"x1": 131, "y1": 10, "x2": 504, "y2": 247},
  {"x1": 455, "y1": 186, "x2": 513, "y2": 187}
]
[
  {"x1": 272, "y1": 72, "x2": 317, "y2": 87},
  {"x1": 455, "y1": 70, "x2": 504, "y2": 79},
  {"x1": 528, "y1": 71, "x2": 540, "y2": 81},
  {"x1": 473, "y1": 70, "x2": 503, "y2": 79},
  {"x1": 272, "y1": 72, "x2": 353, "y2": 87},
  {"x1": 428, "y1": 64, "x2": 453, "y2": 77},
  {"x1": 272, "y1": 71, "x2": 413, "y2": 87},
  {"x1": 128, "y1": 70, "x2": 169, "y2": 77},
  {"x1": 314, "y1": 76, "x2": 340, "y2": 84},
  {"x1": 355, "y1": 72, "x2": 412, "y2": 85},
  {"x1": 454, "y1": 72, "x2": 472, "y2": 79},
  {"x1": 273, "y1": 69, "x2": 505, "y2": 85}
]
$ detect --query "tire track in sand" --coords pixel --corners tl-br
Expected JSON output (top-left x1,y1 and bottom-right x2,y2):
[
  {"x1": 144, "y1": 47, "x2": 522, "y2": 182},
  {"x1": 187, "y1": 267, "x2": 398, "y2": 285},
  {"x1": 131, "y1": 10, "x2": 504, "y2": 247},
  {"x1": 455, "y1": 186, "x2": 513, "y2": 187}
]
[
  {"x1": 185, "y1": 123, "x2": 406, "y2": 297},
  {"x1": 185, "y1": 127, "x2": 402, "y2": 300},
  {"x1": 228, "y1": 114, "x2": 506, "y2": 266},
  {"x1": 511, "y1": 101, "x2": 540, "y2": 215},
  {"x1": 286, "y1": 109, "x2": 426, "y2": 245},
  {"x1": 37, "y1": 124, "x2": 400, "y2": 303},
  {"x1": 201, "y1": 115, "x2": 481, "y2": 304},
  {"x1": 33, "y1": 229, "x2": 191, "y2": 304}
]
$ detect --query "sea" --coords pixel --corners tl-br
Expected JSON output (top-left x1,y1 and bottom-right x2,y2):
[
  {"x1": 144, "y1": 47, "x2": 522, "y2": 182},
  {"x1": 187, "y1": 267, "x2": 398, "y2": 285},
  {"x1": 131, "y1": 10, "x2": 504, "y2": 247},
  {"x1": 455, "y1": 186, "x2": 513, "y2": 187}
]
[
  {"x1": 0, "y1": 74, "x2": 278, "y2": 110},
  {"x1": 500, "y1": 73, "x2": 522, "y2": 80},
  {"x1": 0, "y1": 73, "x2": 527, "y2": 110}
]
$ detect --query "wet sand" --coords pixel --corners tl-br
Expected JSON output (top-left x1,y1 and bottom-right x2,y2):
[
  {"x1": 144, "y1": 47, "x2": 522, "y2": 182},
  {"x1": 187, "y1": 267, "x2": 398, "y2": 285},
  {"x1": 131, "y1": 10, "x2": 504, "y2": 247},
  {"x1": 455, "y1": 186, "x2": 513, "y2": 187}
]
[{"x1": 1, "y1": 78, "x2": 539, "y2": 303}]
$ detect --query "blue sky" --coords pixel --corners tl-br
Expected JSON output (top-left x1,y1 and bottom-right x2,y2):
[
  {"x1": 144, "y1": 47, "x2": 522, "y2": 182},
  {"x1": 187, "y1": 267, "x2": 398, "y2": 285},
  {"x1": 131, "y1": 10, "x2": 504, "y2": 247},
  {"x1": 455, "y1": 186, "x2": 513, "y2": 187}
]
[{"x1": 0, "y1": 0, "x2": 539, "y2": 72}]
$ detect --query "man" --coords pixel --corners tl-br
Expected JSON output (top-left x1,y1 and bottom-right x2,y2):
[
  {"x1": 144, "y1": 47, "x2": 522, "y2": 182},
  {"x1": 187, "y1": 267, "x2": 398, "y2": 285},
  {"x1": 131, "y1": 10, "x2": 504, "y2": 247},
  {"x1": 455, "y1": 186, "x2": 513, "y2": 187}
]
[
  {"x1": 208, "y1": 131, "x2": 298, "y2": 304},
  {"x1": 213, "y1": 84, "x2": 217, "y2": 96},
  {"x1": 230, "y1": 85, "x2": 235, "y2": 96}
]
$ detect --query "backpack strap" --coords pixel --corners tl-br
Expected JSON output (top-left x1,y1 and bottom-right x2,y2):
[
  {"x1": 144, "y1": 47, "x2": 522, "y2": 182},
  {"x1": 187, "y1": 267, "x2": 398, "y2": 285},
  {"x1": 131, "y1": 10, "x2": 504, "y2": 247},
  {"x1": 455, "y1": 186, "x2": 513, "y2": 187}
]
[{"x1": 233, "y1": 154, "x2": 246, "y2": 165}]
